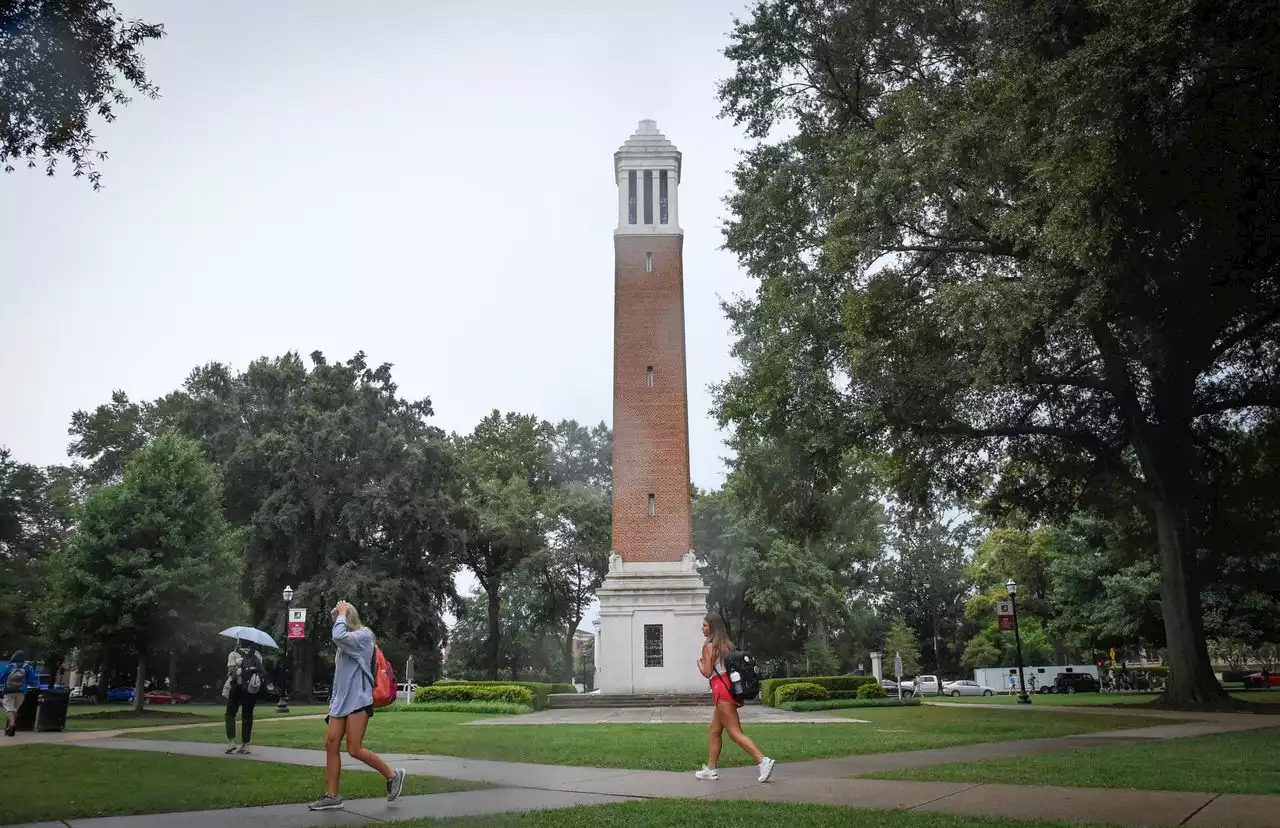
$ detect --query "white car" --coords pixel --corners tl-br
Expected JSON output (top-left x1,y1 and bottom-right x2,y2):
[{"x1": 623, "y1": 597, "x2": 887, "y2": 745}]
[
  {"x1": 397, "y1": 682, "x2": 418, "y2": 705},
  {"x1": 942, "y1": 679, "x2": 996, "y2": 697}
]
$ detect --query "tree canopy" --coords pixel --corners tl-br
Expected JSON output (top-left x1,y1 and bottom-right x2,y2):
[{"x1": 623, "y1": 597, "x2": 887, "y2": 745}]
[
  {"x1": 715, "y1": 0, "x2": 1280, "y2": 705},
  {"x1": 0, "y1": 0, "x2": 164, "y2": 188}
]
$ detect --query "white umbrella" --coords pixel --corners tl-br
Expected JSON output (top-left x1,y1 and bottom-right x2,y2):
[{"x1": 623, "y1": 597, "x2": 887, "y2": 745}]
[{"x1": 220, "y1": 626, "x2": 279, "y2": 649}]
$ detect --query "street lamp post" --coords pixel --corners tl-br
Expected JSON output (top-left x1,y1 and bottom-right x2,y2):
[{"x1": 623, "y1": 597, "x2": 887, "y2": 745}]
[
  {"x1": 275, "y1": 585, "x2": 294, "y2": 714},
  {"x1": 1006, "y1": 579, "x2": 1032, "y2": 704}
]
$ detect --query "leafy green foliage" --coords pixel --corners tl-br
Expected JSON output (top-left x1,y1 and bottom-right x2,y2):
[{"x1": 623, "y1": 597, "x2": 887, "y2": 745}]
[
  {"x1": 431, "y1": 680, "x2": 555, "y2": 710},
  {"x1": 761, "y1": 674, "x2": 877, "y2": 706},
  {"x1": 774, "y1": 682, "x2": 830, "y2": 704},
  {"x1": 884, "y1": 619, "x2": 922, "y2": 678},
  {"x1": 857, "y1": 682, "x2": 888, "y2": 699},
  {"x1": 41, "y1": 434, "x2": 242, "y2": 710},
  {"x1": 396, "y1": 701, "x2": 532, "y2": 715},
  {"x1": 0, "y1": 0, "x2": 165, "y2": 188},
  {"x1": 715, "y1": 0, "x2": 1280, "y2": 705},
  {"x1": 415, "y1": 684, "x2": 534, "y2": 706}
]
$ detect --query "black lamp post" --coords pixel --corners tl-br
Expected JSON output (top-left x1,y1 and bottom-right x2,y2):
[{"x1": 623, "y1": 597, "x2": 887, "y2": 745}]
[
  {"x1": 275, "y1": 585, "x2": 294, "y2": 714},
  {"x1": 1006, "y1": 578, "x2": 1032, "y2": 704}
]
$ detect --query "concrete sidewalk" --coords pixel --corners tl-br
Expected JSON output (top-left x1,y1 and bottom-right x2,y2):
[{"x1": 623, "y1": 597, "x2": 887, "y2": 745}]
[{"x1": 24, "y1": 733, "x2": 1276, "y2": 827}]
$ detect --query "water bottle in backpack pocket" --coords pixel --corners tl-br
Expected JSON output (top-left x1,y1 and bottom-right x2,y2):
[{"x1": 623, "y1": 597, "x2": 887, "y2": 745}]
[{"x1": 723, "y1": 650, "x2": 761, "y2": 701}]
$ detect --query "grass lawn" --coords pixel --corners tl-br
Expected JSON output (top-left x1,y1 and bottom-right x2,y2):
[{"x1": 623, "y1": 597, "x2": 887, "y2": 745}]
[
  {"x1": 398, "y1": 799, "x2": 1105, "y2": 828},
  {"x1": 64, "y1": 702, "x2": 330, "y2": 731},
  {"x1": 0, "y1": 744, "x2": 486, "y2": 823},
  {"x1": 936, "y1": 690, "x2": 1280, "y2": 707},
  {"x1": 132, "y1": 705, "x2": 1169, "y2": 771},
  {"x1": 867, "y1": 728, "x2": 1280, "y2": 795}
]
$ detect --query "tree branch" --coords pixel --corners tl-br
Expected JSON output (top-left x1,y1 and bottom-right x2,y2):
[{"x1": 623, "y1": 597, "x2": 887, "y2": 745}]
[
  {"x1": 1204, "y1": 305, "x2": 1280, "y2": 368},
  {"x1": 1193, "y1": 390, "x2": 1280, "y2": 416}
]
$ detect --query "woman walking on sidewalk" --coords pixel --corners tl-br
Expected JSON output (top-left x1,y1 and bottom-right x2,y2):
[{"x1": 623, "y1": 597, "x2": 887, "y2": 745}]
[
  {"x1": 308, "y1": 601, "x2": 406, "y2": 811},
  {"x1": 694, "y1": 614, "x2": 775, "y2": 782}
]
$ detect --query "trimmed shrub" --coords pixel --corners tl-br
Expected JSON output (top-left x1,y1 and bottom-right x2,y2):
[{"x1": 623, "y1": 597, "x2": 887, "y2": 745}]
[
  {"x1": 549, "y1": 683, "x2": 578, "y2": 694},
  {"x1": 414, "y1": 684, "x2": 534, "y2": 706},
  {"x1": 431, "y1": 680, "x2": 552, "y2": 709},
  {"x1": 396, "y1": 700, "x2": 532, "y2": 715},
  {"x1": 782, "y1": 697, "x2": 921, "y2": 712},
  {"x1": 773, "y1": 682, "x2": 830, "y2": 705},
  {"x1": 761, "y1": 675, "x2": 878, "y2": 706},
  {"x1": 857, "y1": 682, "x2": 888, "y2": 699}
]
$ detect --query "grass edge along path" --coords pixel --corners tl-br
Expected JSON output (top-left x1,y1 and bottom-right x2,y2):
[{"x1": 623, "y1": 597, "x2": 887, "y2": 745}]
[
  {"x1": 0, "y1": 743, "x2": 488, "y2": 824},
  {"x1": 394, "y1": 799, "x2": 1113, "y2": 828},
  {"x1": 865, "y1": 727, "x2": 1280, "y2": 796},
  {"x1": 128, "y1": 705, "x2": 1172, "y2": 770}
]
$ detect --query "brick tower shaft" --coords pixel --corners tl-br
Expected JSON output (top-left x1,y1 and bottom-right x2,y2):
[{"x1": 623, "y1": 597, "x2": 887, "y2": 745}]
[{"x1": 612, "y1": 232, "x2": 693, "y2": 562}]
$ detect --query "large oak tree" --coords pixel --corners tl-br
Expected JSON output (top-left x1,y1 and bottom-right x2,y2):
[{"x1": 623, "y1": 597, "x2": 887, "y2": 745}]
[{"x1": 716, "y1": 0, "x2": 1280, "y2": 705}]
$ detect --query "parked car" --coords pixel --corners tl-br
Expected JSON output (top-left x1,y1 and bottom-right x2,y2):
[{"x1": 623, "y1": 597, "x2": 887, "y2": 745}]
[
  {"x1": 143, "y1": 690, "x2": 191, "y2": 705},
  {"x1": 1243, "y1": 672, "x2": 1279, "y2": 690},
  {"x1": 942, "y1": 680, "x2": 996, "y2": 697},
  {"x1": 1050, "y1": 672, "x2": 1101, "y2": 694},
  {"x1": 397, "y1": 682, "x2": 419, "y2": 705},
  {"x1": 105, "y1": 687, "x2": 192, "y2": 704}
]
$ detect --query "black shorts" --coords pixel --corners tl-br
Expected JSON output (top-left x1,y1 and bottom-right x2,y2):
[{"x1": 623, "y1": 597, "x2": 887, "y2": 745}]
[{"x1": 324, "y1": 705, "x2": 374, "y2": 725}]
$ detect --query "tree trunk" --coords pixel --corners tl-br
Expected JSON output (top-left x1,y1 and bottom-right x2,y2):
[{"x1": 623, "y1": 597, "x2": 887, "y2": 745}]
[
  {"x1": 167, "y1": 651, "x2": 178, "y2": 692},
  {"x1": 486, "y1": 577, "x2": 501, "y2": 681},
  {"x1": 132, "y1": 651, "x2": 147, "y2": 714},
  {"x1": 1150, "y1": 493, "x2": 1228, "y2": 706}
]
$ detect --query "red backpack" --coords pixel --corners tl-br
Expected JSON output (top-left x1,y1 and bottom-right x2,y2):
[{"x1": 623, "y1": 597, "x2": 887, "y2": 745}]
[{"x1": 369, "y1": 647, "x2": 396, "y2": 708}]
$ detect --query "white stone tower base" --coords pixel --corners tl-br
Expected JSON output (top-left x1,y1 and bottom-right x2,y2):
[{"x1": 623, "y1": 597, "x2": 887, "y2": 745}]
[{"x1": 595, "y1": 551, "x2": 710, "y2": 694}]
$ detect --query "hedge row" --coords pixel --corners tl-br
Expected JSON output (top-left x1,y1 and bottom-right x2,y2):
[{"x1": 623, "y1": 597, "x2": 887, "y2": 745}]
[
  {"x1": 760, "y1": 675, "x2": 878, "y2": 706},
  {"x1": 781, "y1": 697, "x2": 921, "y2": 712},
  {"x1": 774, "y1": 683, "x2": 829, "y2": 704},
  {"x1": 399, "y1": 700, "x2": 532, "y2": 715},
  {"x1": 434, "y1": 680, "x2": 571, "y2": 709},
  {"x1": 414, "y1": 684, "x2": 534, "y2": 706}
]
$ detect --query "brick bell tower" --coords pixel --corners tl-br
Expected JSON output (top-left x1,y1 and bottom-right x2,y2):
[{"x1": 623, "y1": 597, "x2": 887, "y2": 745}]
[{"x1": 595, "y1": 120, "x2": 709, "y2": 694}]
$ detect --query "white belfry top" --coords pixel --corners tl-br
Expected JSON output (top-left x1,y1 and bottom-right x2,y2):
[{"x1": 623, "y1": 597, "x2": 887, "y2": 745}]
[{"x1": 614, "y1": 119, "x2": 681, "y2": 235}]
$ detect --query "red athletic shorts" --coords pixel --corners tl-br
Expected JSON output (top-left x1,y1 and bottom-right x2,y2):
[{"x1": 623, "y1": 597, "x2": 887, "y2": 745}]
[{"x1": 710, "y1": 674, "x2": 742, "y2": 708}]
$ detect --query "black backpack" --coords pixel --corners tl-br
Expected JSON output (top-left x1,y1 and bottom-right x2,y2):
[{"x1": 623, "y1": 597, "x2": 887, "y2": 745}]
[{"x1": 722, "y1": 650, "x2": 761, "y2": 701}]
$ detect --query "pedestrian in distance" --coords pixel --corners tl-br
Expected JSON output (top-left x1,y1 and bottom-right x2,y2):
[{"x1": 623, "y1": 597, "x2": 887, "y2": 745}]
[
  {"x1": 694, "y1": 614, "x2": 775, "y2": 782},
  {"x1": 224, "y1": 639, "x2": 265, "y2": 754},
  {"x1": 308, "y1": 601, "x2": 406, "y2": 812},
  {"x1": 2, "y1": 651, "x2": 31, "y2": 737}
]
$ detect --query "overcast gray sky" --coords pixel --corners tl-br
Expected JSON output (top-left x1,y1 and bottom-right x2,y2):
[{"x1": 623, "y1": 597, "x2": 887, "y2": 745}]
[{"x1": 1, "y1": 0, "x2": 756, "y2": 495}]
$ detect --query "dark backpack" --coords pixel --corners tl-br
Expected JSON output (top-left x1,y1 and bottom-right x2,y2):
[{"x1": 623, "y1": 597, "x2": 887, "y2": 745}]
[
  {"x1": 722, "y1": 650, "x2": 761, "y2": 701},
  {"x1": 238, "y1": 653, "x2": 263, "y2": 695},
  {"x1": 4, "y1": 664, "x2": 27, "y2": 693}
]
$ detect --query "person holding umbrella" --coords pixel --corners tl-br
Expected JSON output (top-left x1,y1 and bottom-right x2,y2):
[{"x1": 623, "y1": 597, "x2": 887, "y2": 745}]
[{"x1": 219, "y1": 626, "x2": 277, "y2": 755}]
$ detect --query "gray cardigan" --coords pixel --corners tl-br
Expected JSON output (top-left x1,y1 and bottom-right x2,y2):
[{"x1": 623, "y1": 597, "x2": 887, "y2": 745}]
[{"x1": 328, "y1": 614, "x2": 375, "y2": 717}]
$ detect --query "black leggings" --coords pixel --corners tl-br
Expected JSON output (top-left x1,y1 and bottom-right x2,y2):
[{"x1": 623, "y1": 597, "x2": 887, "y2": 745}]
[{"x1": 225, "y1": 684, "x2": 257, "y2": 743}]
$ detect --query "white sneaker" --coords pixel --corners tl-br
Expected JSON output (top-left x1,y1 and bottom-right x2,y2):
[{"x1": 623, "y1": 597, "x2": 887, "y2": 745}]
[
  {"x1": 694, "y1": 765, "x2": 719, "y2": 780},
  {"x1": 757, "y1": 757, "x2": 776, "y2": 782}
]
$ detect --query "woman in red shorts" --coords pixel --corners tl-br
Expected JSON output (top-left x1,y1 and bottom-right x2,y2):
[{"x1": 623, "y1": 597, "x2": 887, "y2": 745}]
[{"x1": 695, "y1": 614, "x2": 775, "y2": 782}]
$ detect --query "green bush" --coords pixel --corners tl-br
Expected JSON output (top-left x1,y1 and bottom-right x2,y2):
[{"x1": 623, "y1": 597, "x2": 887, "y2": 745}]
[
  {"x1": 760, "y1": 675, "x2": 877, "y2": 706},
  {"x1": 782, "y1": 697, "x2": 921, "y2": 711},
  {"x1": 773, "y1": 682, "x2": 830, "y2": 704},
  {"x1": 857, "y1": 682, "x2": 888, "y2": 699},
  {"x1": 431, "y1": 680, "x2": 552, "y2": 709},
  {"x1": 396, "y1": 701, "x2": 532, "y2": 715},
  {"x1": 549, "y1": 683, "x2": 578, "y2": 694},
  {"x1": 414, "y1": 684, "x2": 534, "y2": 706}
]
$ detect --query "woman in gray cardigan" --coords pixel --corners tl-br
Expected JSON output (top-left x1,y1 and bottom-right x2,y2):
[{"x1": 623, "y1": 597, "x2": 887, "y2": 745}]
[{"x1": 308, "y1": 601, "x2": 406, "y2": 811}]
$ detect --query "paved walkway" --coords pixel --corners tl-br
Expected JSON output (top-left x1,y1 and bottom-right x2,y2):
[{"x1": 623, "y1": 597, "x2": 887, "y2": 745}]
[
  {"x1": 464, "y1": 705, "x2": 868, "y2": 725},
  {"x1": 7, "y1": 706, "x2": 1279, "y2": 827}
]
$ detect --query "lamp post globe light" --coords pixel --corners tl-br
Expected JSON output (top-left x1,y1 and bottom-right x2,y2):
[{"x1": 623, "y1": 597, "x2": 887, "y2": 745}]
[
  {"x1": 276, "y1": 585, "x2": 294, "y2": 714},
  {"x1": 1006, "y1": 579, "x2": 1031, "y2": 704}
]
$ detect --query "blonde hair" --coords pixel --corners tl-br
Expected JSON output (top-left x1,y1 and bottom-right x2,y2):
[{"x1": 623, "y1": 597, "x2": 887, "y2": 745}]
[{"x1": 705, "y1": 614, "x2": 734, "y2": 659}]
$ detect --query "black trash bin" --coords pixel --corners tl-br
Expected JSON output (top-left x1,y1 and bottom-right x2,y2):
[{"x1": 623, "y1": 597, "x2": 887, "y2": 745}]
[
  {"x1": 14, "y1": 690, "x2": 39, "y2": 732},
  {"x1": 36, "y1": 688, "x2": 70, "y2": 732}
]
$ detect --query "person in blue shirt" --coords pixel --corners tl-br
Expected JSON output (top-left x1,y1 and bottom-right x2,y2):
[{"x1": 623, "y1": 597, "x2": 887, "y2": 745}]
[{"x1": 2, "y1": 650, "x2": 31, "y2": 737}]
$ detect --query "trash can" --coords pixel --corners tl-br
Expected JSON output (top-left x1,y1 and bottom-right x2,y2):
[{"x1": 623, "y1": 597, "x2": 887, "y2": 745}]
[
  {"x1": 14, "y1": 691, "x2": 39, "y2": 732},
  {"x1": 36, "y1": 688, "x2": 71, "y2": 732}
]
